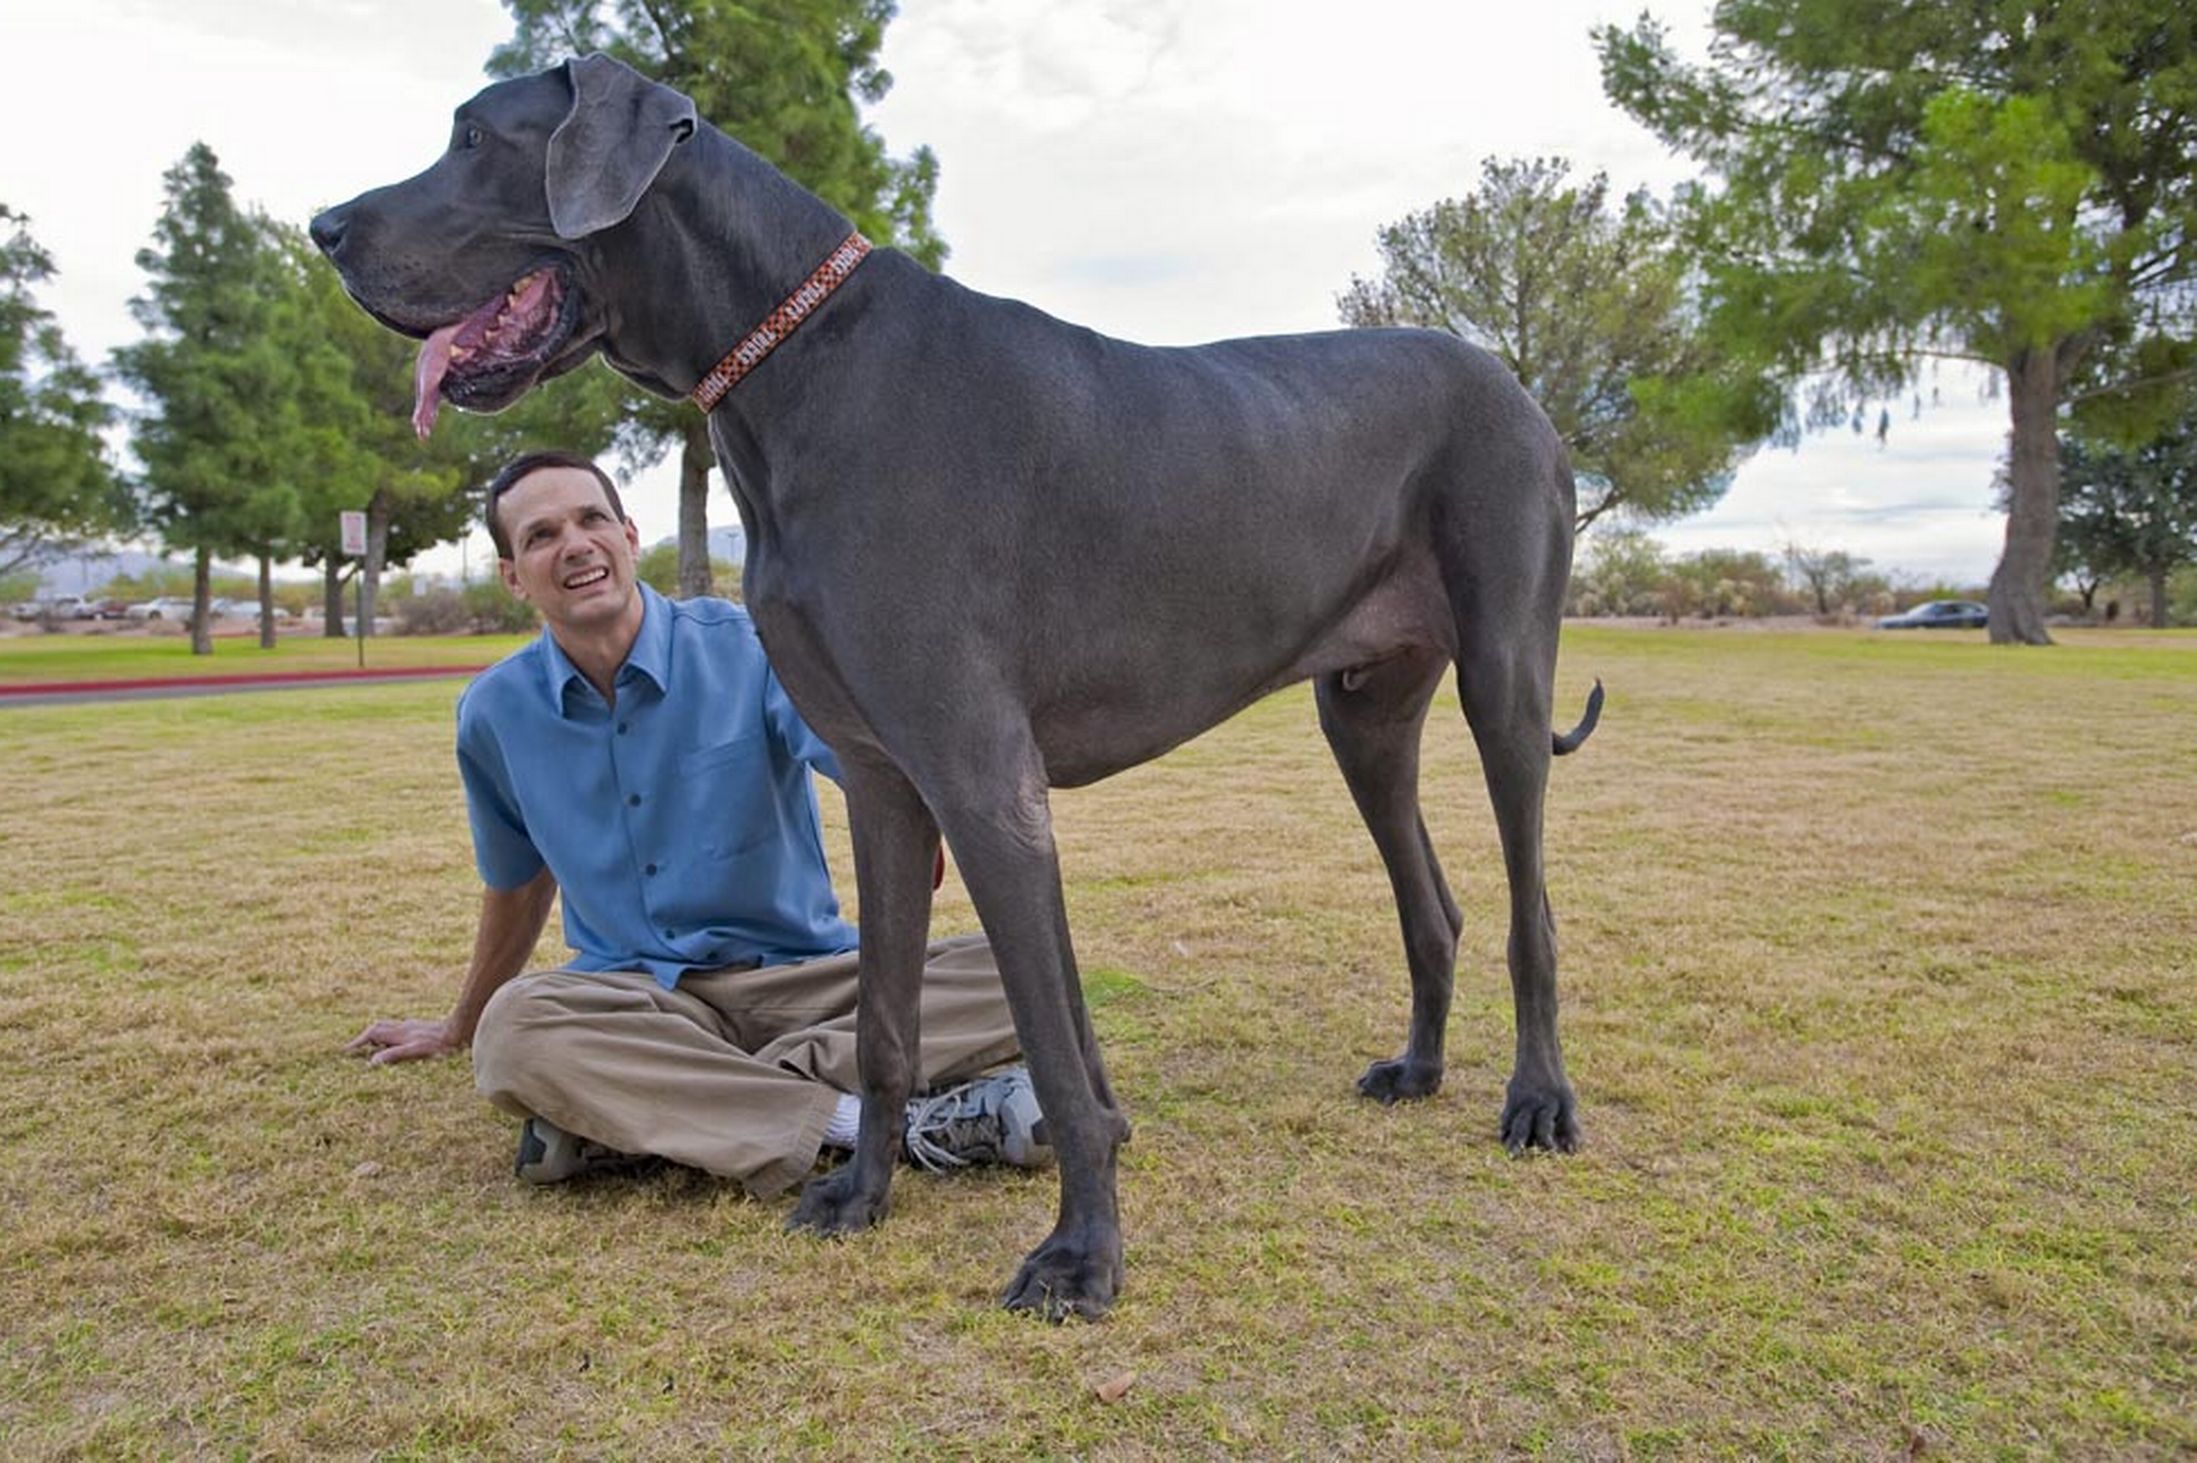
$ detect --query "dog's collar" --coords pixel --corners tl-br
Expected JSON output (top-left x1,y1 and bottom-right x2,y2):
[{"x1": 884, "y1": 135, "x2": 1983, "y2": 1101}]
[{"x1": 689, "y1": 232, "x2": 872, "y2": 411}]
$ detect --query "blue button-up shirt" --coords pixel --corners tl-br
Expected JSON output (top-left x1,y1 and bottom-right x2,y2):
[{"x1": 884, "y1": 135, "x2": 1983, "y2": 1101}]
[{"x1": 455, "y1": 585, "x2": 857, "y2": 986}]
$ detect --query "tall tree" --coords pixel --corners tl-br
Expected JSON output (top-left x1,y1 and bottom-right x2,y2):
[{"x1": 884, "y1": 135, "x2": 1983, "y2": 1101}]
[
  {"x1": 2057, "y1": 418, "x2": 2197, "y2": 629},
  {"x1": 1598, "y1": 3, "x2": 2197, "y2": 644},
  {"x1": 0, "y1": 205, "x2": 129, "y2": 578},
  {"x1": 488, "y1": 0, "x2": 946, "y2": 595},
  {"x1": 1341, "y1": 158, "x2": 1778, "y2": 528},
  {"x1": 112, "y1": 144, "x2": 301, "y2": 655}
]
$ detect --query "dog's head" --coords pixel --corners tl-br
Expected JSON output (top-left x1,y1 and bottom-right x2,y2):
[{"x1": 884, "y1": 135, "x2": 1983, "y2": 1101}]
[{"x1": 311, "y1": 55, "x2": 696, "y2": 436}]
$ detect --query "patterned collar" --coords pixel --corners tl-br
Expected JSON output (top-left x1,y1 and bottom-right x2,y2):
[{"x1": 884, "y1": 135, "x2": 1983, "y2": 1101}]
[{"x1": 689, "y1": 233, "x2": 872, "y2": 411}]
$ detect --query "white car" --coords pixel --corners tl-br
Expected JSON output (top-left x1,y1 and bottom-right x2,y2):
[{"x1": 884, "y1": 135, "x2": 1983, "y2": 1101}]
[
  {"x1": 128, "y1": 596, "x2": 198, "y2": 622},
  {"x1": 212, "y1": 597, "x2": 293, "y2": 622},
  {"x1": 43, "y1": 594, "x2": 99, "y2": 620}
]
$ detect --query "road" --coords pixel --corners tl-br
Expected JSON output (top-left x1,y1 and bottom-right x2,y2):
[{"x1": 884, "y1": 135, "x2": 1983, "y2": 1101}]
[{"x1": 0, "y1": 664, "x2": 487, "y2": 709}]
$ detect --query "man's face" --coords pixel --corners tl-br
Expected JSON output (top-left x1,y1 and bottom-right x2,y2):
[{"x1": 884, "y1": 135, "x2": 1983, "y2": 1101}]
[{"x1": 495, "y1": 466, "x2": 643, "y2": 632}]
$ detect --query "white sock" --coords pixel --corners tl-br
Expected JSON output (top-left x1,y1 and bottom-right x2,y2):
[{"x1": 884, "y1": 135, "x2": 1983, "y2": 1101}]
[{"x1": 822, "y1": 1092, "x2": 862, "y2": 1149}]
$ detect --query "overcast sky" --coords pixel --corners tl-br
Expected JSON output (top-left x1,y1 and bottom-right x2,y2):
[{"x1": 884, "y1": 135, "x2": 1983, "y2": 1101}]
[{"x1": 1, "y1": 0, "x2": 2013, "y2": 585}]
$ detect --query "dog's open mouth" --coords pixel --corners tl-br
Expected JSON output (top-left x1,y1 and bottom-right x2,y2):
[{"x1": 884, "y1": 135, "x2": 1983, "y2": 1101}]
[{"x1": 411, "y1": 269, "x2": 569, "y2": 438}]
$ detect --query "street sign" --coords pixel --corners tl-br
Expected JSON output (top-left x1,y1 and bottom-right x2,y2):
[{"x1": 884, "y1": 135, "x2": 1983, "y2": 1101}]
[{"x1": 340, "y1": 510, "x2": 368, "y2": 557}]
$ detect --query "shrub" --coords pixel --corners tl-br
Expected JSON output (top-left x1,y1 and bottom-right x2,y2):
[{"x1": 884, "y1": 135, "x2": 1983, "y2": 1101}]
[
  {"x1": 2171, "y1": 565, "x2": 2197, "y2": 627},
  {"x1": 1661, "y1": 548, "x2": 1786, "y2": 618},
  {"x1": 464, "y1": 581, "x2": 537, "y2": 634},
  {"x1": 387, "y1": 582, "x2": 537, "y2": 636},
  {"x1": 637, "y1": 542, "x2": 743, "y2": 600},
  {"x1": 391, "y1": 588, "x2": 473, "y2": 636},
  {"x1": 1570, "y1": 529, "x2": 1668, "y2": 616}
]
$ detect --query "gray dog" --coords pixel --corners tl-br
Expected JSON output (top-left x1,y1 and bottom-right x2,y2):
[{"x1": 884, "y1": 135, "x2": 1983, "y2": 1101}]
[{"x1": 313, "y1": 54, "x2": 1601, "y2": 1320}]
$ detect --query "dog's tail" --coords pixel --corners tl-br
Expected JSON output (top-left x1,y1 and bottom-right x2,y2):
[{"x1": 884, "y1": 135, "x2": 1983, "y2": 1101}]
[{"x1": 1552, "y1": 679, "x2": 1604, "y2": 756}]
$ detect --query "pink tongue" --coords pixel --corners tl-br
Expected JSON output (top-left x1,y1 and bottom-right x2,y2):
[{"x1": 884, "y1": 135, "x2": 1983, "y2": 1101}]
[{"x1": 412, "y1": 323, "x2": 462, "y2": 439}]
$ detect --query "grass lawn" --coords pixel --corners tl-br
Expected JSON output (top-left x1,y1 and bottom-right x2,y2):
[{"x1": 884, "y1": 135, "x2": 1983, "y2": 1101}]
[
  {"x1": 0, "y1": 630, "x2": 530, "y2": 684},
  {"x1": 1, "y1": 625, "x2": 2191, "y2": 1455}
]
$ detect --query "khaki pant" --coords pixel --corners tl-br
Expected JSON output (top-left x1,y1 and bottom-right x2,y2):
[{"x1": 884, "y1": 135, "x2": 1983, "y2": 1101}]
[{"x1": 471, "y1": 933, "x2": 1019, "y2": 1197}]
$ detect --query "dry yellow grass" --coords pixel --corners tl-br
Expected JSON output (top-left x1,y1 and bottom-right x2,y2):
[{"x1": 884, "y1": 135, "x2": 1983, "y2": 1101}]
[{"x1": 1, "y1": 626, "x2": 2192, "y2": 1456}]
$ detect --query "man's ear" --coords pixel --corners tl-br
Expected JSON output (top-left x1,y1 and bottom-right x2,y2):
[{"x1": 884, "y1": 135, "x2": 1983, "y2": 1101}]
[
  {"x1": 546, "y1": 53, "x2": 697, "y2": 239},
  {"x1": 499, "y1": 558, "x2": 526, "y2": 601}
]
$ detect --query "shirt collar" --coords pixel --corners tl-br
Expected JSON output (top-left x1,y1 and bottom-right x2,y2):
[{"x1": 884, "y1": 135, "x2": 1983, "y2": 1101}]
[
  {"x1": 623, "y1": 583, "x2": 673, "y2": 695},
  {"x1": 534, "y1": 582, "x2": 672, "y2": 716}
]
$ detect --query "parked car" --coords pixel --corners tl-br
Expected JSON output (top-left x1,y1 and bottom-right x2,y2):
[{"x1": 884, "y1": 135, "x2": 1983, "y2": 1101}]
[
  {"x1": 91, "y1": 598, "x2": 130, "y2": 620},
  {"x1": 36, "y1": 594, "x2": 98, "y2": 620},
  {"x1": 1878, "y1": 599, "x2": 1988, "y2": 630},
  {"x1": 128, "y1": 596, "x2": 198, "y2": 622},
  {"x1": 210, "y1": 597, "x2": 293, "y2": 622}
]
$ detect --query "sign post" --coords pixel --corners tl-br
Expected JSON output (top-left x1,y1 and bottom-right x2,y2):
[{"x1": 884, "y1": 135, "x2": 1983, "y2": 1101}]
[{"x1": 340, "y1": 511, "x2": 368, "y2": 669}]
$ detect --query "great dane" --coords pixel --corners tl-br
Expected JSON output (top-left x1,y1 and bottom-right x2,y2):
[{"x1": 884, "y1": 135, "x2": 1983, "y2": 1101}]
[{"x1": 313, "y1": 54, "x2": 1601, "y2": 1320}]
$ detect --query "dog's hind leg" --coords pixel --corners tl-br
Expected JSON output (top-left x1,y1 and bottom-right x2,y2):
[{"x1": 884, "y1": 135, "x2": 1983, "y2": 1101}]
[
  {"x1": 787, "y1": 757, "x2": 939, "y2": 1236},
  {"x1": 1452, "y1": 617, "x2": 1580, "y2": 1155},
  {"x1": 1316, "y1": 647, "x2": 1462, "y2": 1103},
  {"x1": 927, "y1": 750, "x2": 1130, "y2": 1322}
]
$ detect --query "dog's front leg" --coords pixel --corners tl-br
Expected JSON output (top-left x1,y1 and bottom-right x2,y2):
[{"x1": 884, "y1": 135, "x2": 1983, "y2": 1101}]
[
  {"x1": 935, "y1": 765, "x2": 1131, "y2": 1322},
  {"x1": 786, "y1": 758, "x2": 936, "y2": 1235}
]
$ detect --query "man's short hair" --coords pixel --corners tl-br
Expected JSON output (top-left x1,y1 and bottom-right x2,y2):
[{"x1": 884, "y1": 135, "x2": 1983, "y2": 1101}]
[{"x1": 484, "y1": 451, "x2": 627, "y2": 558}]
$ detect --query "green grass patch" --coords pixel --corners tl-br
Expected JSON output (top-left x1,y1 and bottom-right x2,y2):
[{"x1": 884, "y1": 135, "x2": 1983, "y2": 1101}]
[
  {"x1": 0, "y1": 630, "x2": 530, "y2": 683},
  {"x1": 1, "y1": 625, "x2": 2193, "y2": 1453}
]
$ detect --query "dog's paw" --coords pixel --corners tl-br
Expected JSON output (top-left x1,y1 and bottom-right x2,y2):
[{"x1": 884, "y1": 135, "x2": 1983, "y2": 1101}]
[
  {"x1": 1001, "y1": 1224, "x2": 1124, "y2": 1323},
  {"x1": 786, "y1": 1167, "x2": 890, "y2": 1237},
  {"x1": 1499, "y1": 1075, "x2": 1581, "y2": 1155},
  {"x1": 1356, "y1": 1055, "x2": 1444, "y2": 1104}
]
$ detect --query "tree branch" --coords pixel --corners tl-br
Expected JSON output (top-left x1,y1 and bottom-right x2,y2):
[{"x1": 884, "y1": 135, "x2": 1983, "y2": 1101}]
[{"x1": 2064, "y1": 365, "x2": 2197, "y2": 408}]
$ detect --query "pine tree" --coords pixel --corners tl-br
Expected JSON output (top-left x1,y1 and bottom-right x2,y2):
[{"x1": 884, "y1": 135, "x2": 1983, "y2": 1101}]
[
  {"x1": 1340, "y1": 158, "x2": 1780, "y2": 529},
  {"x1": 112, "y1": 144, "x2": 300, "y2": 654},
  {"x1": 0, "y1": 204, "x2": 128, "y2": 578}
]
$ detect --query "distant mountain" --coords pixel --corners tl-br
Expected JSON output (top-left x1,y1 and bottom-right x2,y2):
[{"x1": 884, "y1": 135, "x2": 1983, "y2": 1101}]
[
  {"x1": 648, "y1": 525, "x2": 748, "y2": 565},
  {"x1": 35, "y1": 547, "x2": 175, "y2": 596}
]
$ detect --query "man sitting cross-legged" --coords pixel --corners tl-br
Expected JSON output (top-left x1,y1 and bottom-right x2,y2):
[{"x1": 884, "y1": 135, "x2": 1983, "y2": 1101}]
[{"x1": 344, "y1": 450, "x2": 1047, "y2": 1190}]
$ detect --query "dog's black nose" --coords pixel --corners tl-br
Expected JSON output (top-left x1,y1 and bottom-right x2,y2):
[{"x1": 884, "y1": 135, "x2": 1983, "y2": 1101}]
[{"x1": 308, "y1": 206, "x2": 347, "y2": 257}]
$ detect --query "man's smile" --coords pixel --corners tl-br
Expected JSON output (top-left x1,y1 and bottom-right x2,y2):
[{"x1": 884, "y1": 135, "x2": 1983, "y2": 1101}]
[{"x1": 563, "y1": 565, "x2": 612, "y2": 590}]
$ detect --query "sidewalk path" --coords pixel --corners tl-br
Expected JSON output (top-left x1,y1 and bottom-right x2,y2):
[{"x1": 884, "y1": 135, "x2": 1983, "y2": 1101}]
[{"x1": 0, "y1": 663, "x2": 488, "y2": 709}]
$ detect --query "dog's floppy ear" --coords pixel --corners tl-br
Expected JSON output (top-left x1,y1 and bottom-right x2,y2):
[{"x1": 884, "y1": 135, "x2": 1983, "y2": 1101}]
[{"x1": 546, "y1": 53, "x2": 697, "y2": 240}]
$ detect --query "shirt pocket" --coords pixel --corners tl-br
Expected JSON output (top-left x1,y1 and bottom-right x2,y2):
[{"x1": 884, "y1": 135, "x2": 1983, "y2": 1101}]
[{"x1": 676, "y1": 730, "x2": 779, "y2": 860}]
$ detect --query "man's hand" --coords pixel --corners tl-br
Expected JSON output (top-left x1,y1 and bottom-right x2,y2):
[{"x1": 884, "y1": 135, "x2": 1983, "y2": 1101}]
[{"x1": 344, "y1": 1017, "x2": 462, "y2": 1065}]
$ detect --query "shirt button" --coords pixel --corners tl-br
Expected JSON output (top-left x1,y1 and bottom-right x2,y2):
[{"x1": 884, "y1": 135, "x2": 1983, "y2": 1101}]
[
  {"x1": 663, "y1": 928, "x2": 676, "y2": 939},
  {"x1": 627, "y1": 793, "x2": 641, "y2": 806},
  {"x1": 645, "y1": 863, "x2": 658, "y2": 876},
  {"x1": 617, "y1": 721, "x2": 629, "y2": 734}
]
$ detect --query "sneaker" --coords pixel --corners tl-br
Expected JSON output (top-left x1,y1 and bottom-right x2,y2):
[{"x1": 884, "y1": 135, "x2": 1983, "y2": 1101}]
[
  {"x1": 513, "y1": 1117, "x2": 654, "y2": 1184},
  {"x1": 903, "y1": 1066, "x2": 1053, "y2": 1173}
]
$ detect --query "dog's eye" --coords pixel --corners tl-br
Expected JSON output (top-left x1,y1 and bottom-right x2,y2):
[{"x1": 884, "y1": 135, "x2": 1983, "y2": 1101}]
[{"x1": 463, "y1": 125, "x2": 484, "y2": 150}]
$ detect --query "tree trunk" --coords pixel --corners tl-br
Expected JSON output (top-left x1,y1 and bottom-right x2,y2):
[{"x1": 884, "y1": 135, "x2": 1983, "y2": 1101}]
[
  {"x1": 257, "y1": 553, "x2": 277, "y2": 650},
  {"x1": 360, "y1": 488, "x2": 391, "y2": 636},
  {"x1": 2149, "y1": 567, "x2": 2169, "y2": 629},
  {"x1": 677, "y1": 416, "x2": 714, "y2": 599},
  {"x1": 190, "y1": 545, "x2": 213, "y2": 656},
  {"x1": 323, "y1": 559, "x2": 347, "y2": 637},
  {"x1": 1986, "y1": 346, "x2": 2062, "y2": 645}
]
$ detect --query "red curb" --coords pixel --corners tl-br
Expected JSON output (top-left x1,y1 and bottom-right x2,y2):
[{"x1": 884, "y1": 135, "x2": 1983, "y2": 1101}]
[{"x1": 0, "y1": 664, "x2": 490, "y2": 697}]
